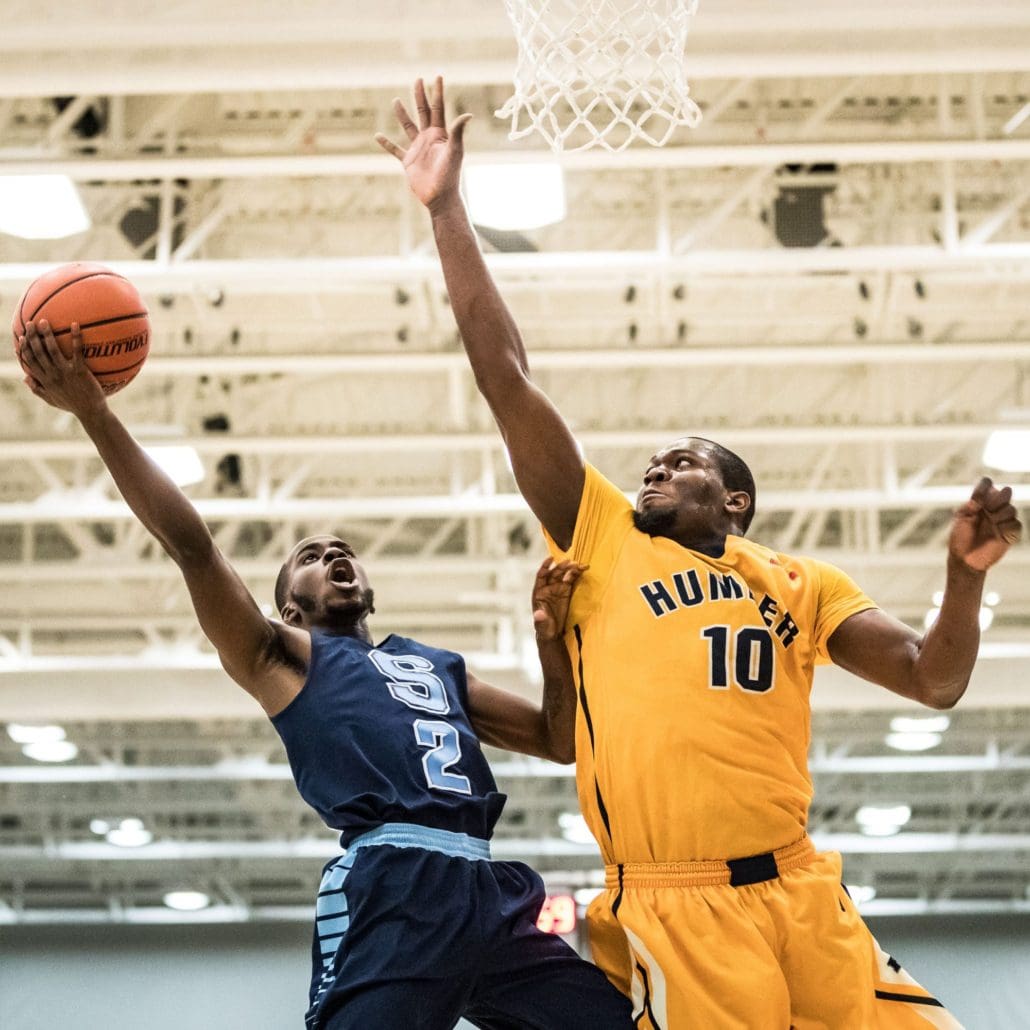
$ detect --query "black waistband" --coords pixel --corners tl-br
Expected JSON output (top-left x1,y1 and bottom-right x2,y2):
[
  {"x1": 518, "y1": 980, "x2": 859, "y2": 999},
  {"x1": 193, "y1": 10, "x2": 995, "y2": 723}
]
[{"x1": 727, "y1": 849, "x2": 780, "y2": 887}]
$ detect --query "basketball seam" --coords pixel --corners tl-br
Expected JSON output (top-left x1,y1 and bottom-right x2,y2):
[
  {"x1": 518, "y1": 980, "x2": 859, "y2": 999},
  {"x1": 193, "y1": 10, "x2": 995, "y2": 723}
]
[
  {"x1": 51, "y1": 312, "x2": 148, "y2": 336},
  {"x1": 94, "y1": 352, "x2": 149, "y2": 378},
  {"x1": 23, "y1": 271, "x2": 131, "y2": 326}
]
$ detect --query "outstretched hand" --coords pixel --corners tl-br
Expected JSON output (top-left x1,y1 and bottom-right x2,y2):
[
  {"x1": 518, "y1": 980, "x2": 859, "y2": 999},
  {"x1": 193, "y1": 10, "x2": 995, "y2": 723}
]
[
  {"x1": 949, "y1": 477, "x2": 1022, "y2": 573},
  {"x1": 532, "y1": 559, "x2": 588, "y2": 642},
  {"x1": 375, "y1": 76, "x2": 472, "y2": 213},
  {"x1": 19, "y1": 320, "x2": 107, "y2": 418}
]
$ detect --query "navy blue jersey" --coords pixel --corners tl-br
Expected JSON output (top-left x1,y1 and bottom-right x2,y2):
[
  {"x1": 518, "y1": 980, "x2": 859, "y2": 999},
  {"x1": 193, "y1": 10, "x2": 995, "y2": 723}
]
[{"x1": 271, "y1": 632, "x2": 506, "y2": 845}]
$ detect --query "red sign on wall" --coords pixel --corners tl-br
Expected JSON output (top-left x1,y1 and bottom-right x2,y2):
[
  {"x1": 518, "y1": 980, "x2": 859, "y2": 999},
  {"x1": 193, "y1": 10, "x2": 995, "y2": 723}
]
[{"x1": 535, "y1": 894, "x2": 577, "y2": 934}]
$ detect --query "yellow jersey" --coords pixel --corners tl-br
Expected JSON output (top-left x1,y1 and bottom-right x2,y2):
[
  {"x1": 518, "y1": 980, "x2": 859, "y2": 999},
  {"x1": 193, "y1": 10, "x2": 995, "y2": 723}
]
[{"x1": 545, "y1": 464, "x2": 876, "y2": 864}]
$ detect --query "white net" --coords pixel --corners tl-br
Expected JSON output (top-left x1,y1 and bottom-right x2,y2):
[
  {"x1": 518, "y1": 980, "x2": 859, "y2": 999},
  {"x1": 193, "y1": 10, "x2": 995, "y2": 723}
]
[{"x1": 496, "y1": 0, "x2": 702, "y2": 153}]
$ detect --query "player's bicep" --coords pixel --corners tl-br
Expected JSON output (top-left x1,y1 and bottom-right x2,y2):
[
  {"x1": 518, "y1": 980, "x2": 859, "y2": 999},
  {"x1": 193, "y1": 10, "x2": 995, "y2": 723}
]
[
  {"x1": 827, "y1": 608, "x2": 923, "y2": 700},
  {"x1": 492, "y1": 378, "x2": 585, "y2": 550}
]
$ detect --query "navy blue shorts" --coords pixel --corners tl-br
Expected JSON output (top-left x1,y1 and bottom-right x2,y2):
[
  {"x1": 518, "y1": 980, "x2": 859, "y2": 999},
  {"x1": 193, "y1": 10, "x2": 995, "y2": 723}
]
[{"x1": 306, "y1": 824, "x2": 633, "y2": 1030}]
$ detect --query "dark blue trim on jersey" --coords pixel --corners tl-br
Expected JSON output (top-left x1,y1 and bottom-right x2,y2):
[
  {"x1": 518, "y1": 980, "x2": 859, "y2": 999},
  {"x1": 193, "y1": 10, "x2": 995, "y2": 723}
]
[
  {"x1": 874, "y1": 990, "x2": 945, "y2": 1007},
  {"x1": 573, "y1": 624, "x2": 614, "y2": 844}
]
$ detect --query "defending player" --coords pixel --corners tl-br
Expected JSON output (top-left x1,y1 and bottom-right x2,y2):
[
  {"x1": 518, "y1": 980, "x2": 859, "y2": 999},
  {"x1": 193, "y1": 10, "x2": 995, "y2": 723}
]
[
  {"x1": 378, "y1": 77, "x2": 1023, "y2": 1028},
  {"x1": 19, "y1": 319, "x2": 633, "y2": 1030}
]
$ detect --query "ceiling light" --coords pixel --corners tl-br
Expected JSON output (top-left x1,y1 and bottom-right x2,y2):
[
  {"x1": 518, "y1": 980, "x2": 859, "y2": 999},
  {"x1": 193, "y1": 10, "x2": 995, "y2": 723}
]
[
  {"x1": 924, "y1": 605, "x2": 995, "y2": 632},
  {"x1": 890, "y1": 715, "x2": 950, "y2": 734},
  {"x1": 847, "y1": 885, "x2": 877, "y2": 905},
  {"x1": 145, "y1": 445, "x2": 205, "y2": 487},
  {"x1": 983, "y1": 429, "x2": 1030, "y2": 472},
  {"x1": 558, "y1": 812, "x2": 596, "y2": 845},
  {"x1": 856, "y1": 804, "x2": 910, "y2": 837},
  {"x1": 464, "y1": 162, "x2": 566, "y2": 231},
  {"x1": 7, "y1": 723, "x2": 66, "y2": 744},
  {"x1": 21, "y1": 740, "x2": 79, "y2": 763},
  {"x1": 89, "y1": 819, "x2": 110, "y2": 835},
  {"x1": 0, "y1": 175, "x2": 91, "y2": 239},
  {"x1": 163, "y1": 890, "x2": 211, "y2": 912},
  {"x1": 885, "y1": 732, "x2": 942, "y2": 752},
  {"x1": 106, "y1": 818, "x2": 153, "y2": 848}
]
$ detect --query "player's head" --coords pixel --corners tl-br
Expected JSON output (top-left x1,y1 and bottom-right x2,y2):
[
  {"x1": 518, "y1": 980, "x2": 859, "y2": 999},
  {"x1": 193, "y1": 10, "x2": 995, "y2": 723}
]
[
  {"x1": 275, "y1": 535, "x2": 375, "y2": 629},
  {"x1": 633, "y1": 437, "x2": 756, "y2": 540}
]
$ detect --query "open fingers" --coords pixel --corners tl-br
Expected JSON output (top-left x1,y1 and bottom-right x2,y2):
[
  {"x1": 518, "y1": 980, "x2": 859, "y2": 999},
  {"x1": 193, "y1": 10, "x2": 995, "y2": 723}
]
[
  {"x1": 392, "y1": 97, "x2": 419, "y2": 141},
  {"x1": 375, "y1": 132, "x2": 406, "y2": 161},
  {"x1": 414, "y1": 77, "x2": 431, "y2": 130},
  {"x1": 430, "y1": 75, "x2": 445, "y2": 129}
]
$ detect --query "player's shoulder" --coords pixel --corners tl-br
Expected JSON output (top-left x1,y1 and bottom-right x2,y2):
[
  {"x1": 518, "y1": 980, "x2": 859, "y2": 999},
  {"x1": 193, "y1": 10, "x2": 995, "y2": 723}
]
[{"x1": 734, "y1": 537, "x2": 829, "y2": 581}]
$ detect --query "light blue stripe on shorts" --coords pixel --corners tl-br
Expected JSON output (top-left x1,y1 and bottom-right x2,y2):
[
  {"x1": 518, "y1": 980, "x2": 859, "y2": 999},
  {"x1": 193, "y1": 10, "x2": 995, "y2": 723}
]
[{"x1": 346, "y1": 822, "x2": 492, "y2": 861}]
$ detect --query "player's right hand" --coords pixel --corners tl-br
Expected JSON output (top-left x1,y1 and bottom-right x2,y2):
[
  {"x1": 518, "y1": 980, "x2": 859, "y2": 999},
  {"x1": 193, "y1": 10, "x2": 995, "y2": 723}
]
[
  {"x1": 375, "y1": 76, "x2": 472, "y2": 214},
  {"x1": 20, "y1": 319, "x2": 106, "y2": 417},
  {"x1": 532, "y1": 559, "x2": 588, "y2": 642}
]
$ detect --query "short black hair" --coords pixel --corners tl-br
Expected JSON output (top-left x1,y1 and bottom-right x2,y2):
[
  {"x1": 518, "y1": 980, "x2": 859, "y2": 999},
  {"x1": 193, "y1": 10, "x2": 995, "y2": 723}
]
[{"x1": 696, "y1": 437, "x2": 757, "y2": 534}]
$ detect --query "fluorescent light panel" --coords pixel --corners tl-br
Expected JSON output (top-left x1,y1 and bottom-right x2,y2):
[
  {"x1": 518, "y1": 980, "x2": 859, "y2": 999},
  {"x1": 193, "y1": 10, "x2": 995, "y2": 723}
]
[
  {"x1": 0, "y1": 175, "x2": 91, "y2": 239},
  {"x1": 145, "y1": 445, "x2": 205, "y2": 487},
  {"x1": 983, "y1": 429, "x2": 1030, "y2": 472},
  {"x1": 464, "y1": 163, "x2": 566, "y2": 231}
]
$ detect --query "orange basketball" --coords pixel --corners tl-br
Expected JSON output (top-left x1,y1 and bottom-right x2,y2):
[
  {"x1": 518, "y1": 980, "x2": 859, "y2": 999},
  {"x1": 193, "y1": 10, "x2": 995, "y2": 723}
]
[{"x1": 12, "y1": 262, "x2": 150, "y2": 395}]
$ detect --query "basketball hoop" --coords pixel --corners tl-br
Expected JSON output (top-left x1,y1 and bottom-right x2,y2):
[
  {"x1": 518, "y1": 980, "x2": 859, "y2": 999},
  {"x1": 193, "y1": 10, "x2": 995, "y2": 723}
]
[{"x1": 496, "y1": 0, "x2": 703, "y2": 153}]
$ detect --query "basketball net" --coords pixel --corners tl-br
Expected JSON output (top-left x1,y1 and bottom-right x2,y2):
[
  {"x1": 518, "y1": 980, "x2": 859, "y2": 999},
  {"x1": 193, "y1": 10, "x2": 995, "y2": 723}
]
[{"x1": 497, "y1": 0, "x2": 703, "y2": 153}]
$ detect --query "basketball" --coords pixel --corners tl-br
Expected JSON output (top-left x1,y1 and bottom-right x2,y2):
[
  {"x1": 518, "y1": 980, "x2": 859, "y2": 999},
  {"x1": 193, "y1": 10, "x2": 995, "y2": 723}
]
[{"x1": 12, "y1": 262, "x2": 150, "y2": 395}]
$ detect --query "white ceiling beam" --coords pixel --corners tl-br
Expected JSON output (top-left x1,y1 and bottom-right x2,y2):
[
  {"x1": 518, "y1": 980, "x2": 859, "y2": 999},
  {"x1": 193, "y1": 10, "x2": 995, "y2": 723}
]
[
  {"x1": 4, "y1": 549, "x2": 1030, "y2": 589},
  {"x1": 3, "y1": 832, "x2": 1027, "y2": 864},
  {"x1": 3, "y1": 139, "x2": 1030, "y2": 180},
  {"x1": 6, "y1": 746, "x2": 1030, "y2": 785},
  {"x1": 2, "y1": 485, "x2": 1028, "y2": 525},
  {"x1": 1, "y1": 50, "x2": 1029, "y2": 100},
  {"x1": 2, "y1": 245, "x2": 1029, "y2": 297},
  {"x1": 2, "y1": 421, "x2": 1021, "y2": 462}
]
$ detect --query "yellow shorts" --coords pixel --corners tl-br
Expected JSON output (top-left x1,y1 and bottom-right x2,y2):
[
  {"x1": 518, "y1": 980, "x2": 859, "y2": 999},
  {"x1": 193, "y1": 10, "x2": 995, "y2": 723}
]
[{"x1": 588, "y1": 838, "x2": 963, "y2": 1029}]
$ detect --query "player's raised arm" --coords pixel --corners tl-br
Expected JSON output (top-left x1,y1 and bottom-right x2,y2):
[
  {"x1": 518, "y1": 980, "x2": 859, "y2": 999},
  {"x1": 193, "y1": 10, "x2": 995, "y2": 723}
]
[
  {"x1": 377, "y1": 77, "x2": 584, "y2": 550},
  {"x1": 19, "y1": 320, "x2": 303, "y2": 714},
  {"x1": 828, "y1": 477, "x2": 1022, "y2": 709},
  {"x1": 466, "y1": 559, "x2": 584, "y2": 763}
]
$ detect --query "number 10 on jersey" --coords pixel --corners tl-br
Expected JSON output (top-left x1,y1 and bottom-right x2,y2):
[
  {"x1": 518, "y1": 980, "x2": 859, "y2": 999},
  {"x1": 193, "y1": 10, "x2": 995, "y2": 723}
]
[{"x1": 701, "y1": 626, "x2": 775, "y2": 693}]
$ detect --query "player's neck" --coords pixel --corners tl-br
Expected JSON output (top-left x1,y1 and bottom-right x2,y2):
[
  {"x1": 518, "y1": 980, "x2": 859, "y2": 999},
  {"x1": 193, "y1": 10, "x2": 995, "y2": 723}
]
[
  {"x1": 668, "y1": 518, "x2": 743, "y2": 557},
  {"x1": 312, "y1": 616, "x2": 374, "y2": 644}
]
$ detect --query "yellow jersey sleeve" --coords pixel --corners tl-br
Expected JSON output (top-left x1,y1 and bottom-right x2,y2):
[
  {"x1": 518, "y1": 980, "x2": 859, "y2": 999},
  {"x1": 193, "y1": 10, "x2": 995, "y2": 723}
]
[
  {"x1": 541, "y1": 463, "x2": 634, "y2": 627},
  {"x1": 811, "y1": 559, "x2": 878, "y2": 663}
]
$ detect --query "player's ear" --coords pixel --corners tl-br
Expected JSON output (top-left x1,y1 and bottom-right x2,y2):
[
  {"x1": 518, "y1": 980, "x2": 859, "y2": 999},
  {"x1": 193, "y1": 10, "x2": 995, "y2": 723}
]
[
  {"x1": 725, "y1": 490, "x2": 751, "y2": 517},
  {"x1": 280, "y1": 605, "x2": 300, "y2": 626}
]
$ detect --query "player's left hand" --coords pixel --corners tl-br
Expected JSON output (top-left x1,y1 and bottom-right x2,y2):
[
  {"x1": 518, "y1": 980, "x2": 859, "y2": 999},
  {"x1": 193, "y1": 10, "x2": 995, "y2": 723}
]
[
  {"x1": 948, "y1": 477, "x2": 1022, "y2": 573},
  {"x1": 532, "y1": 559, "x2": 588, "y2": 641}
]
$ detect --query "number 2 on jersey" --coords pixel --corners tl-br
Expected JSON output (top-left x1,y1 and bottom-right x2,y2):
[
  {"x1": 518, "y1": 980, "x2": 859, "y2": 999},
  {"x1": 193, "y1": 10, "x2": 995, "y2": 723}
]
[
  {"x1": 369, "y1": 649, "x2": 472, "y2": 795},
  {"x1": 701, "y1": 625, "x2": 775, "y2": 693}
]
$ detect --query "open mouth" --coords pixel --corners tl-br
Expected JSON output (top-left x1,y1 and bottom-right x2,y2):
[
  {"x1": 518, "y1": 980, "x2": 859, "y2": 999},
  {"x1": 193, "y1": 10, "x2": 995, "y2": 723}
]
[{"x1": 328, "y1": 558, "x2": 356, "y2": 587}]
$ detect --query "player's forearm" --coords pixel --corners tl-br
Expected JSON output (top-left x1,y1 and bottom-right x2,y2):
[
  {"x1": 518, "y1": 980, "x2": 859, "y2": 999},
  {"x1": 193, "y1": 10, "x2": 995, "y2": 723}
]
[
  {"x1": 429, "y1": 197, "x2": 532, "y2": 398},
  {"x1": 78, "y1": 405, "x2": 215, "y2": 565},
  {"x1": 911, "y1": 557, "x2": 985, "y2": 708},
  {"x1": 536, "y1": 637, "x2": 577, "y2": 764}
]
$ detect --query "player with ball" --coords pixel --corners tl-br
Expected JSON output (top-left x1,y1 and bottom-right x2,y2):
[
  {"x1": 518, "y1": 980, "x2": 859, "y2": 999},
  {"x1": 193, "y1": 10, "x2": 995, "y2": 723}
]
[{"x1": 17, "y1": 308, "x2": 633, "y2": 1028}]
